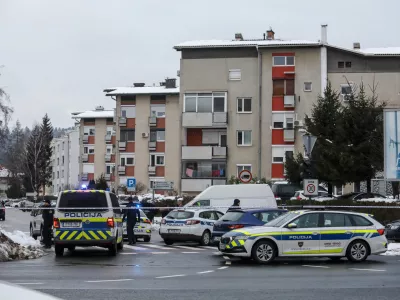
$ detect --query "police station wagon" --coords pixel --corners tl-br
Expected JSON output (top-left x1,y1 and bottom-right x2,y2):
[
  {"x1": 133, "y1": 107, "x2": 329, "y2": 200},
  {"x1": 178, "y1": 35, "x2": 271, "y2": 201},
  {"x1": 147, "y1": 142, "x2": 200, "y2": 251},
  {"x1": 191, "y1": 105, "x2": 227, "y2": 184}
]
[
  {"x1": 53, "y1": 190, "x2": 124, "y2": 257},
  {"x1": 219, "y1": 210, "x2": 388, "y2": 264}
]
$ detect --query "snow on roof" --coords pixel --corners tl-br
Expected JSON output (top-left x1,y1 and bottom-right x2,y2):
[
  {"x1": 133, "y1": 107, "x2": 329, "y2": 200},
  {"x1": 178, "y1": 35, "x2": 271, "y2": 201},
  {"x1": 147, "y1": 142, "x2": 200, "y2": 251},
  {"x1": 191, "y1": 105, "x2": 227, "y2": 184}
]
[
  {"x1": 174, "y1": 39, "x2": 320, "y2": 49},
  {"x1": 105, "y1": 86, "x2": 179, "y2": 96},
  {"x1": 359, "y1": 47, "x2": 400, "y2": 56},
  {"x1": 71, "y1": 110, "x2": 114, "y2": 119}
]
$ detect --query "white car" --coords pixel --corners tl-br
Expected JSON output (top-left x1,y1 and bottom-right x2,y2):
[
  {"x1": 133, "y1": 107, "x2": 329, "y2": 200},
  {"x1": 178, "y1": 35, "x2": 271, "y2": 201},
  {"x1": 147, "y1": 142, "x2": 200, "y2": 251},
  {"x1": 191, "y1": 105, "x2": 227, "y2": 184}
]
[
  {"x1": 159, "y1": 208, "x2": 224, "y2": 246},
  {"x1": 219, "y1": 210, "x2": 387, "y2": 264},
  {"x1": 290, "y1": 190, "x2": 333, "y2": 201}
]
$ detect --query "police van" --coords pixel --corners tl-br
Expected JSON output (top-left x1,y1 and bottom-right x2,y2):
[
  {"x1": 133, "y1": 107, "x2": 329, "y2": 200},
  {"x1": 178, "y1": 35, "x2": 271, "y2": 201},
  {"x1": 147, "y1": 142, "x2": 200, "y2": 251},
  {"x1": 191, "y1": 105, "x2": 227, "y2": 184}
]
[{"x1": 53, "y1": 190, "x2": 124, "y2": 257}]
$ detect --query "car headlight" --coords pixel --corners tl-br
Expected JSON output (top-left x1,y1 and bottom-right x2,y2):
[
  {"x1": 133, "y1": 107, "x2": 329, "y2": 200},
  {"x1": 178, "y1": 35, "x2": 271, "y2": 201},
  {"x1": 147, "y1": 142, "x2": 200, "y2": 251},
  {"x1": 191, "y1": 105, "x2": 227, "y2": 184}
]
[
  {"x1": 391, "y1": 225, "x2": 399, "y2": 230},
  {"x1": 232, "y1": 235, "x2": 249, "y2": 241}
]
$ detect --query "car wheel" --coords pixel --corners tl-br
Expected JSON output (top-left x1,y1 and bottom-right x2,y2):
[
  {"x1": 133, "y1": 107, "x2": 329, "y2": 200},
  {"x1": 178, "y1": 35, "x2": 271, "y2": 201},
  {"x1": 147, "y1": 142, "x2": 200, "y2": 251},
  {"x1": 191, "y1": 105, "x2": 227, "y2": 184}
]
[
  {"x1": 164, "y1": 239, "x2": 174, "y2": 245},
  {"x1": 251, "y1": 240, "x2": 277, "y2": 264},
  {"x1": 68, "y1": 246, "x2": 76, "y2": 252},
  {"x1": 109, "y1": 240, "x2": 118, "y2": 256},
  {"x1": 55, "y1": 245, "x2": 64, "y2": 257},
  {"x1": 117, "y1": 235, "x2": 124, "y2": 250},
  {"x1": 30, "y1": 226, "x2": 37, "y2": 240},
  {"x1": 200, "y1": 230, "x2": 211, "y2": 246},
  {"x1": 143, "y1": 236, "x2": 151, "y2": 242},
  {"x1": 346, "y1": 240, "x2": 369, "y2": 262}
]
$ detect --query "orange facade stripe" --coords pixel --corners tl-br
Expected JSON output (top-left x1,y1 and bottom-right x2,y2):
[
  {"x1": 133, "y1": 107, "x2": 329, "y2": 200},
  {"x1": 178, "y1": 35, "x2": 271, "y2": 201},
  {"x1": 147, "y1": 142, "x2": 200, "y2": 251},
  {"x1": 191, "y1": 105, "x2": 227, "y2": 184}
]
[
  {"x1": 156, "y1": 142, "x2": 165, "y2": 152},
  {"x1": 126, "y1": 166, "x2": 135, "y2": 176},
  {"x1": 88, "y1": 154, "x2": 95, "y2": 163},
  {"x1": 187, "y1": 128, "x2": 202, "y2": 146},
  {"x1": 88, "y1": 136, "x2": 95, "y2": 144},
  {"x1": 88, "y1": 173, "x2": 95, "y2": 181},
  {"x1": 111, "y1": 154, "x2": 116, "y2": 163},
  {"x1": 83, "y1": 121, "x2": 95, "y2": 125},
  {"x1": 272, "y1": 52, "x2": 295, "y2": 56},
  {"x1": 271, "y1": 164, "x2": 284, "y2": 179},
  {"x1": 156, "y1": 166, "x2": 165, "y2": 177},
  {"x1": 106, "y1": 120, "x2": 114, "y2": 125},
  {"x1": 156, "y1": 118, "x2": 165, "y2": 128},
  {"x1": 272, "y1": 66, "x2": 295, "y2": 79},
  {"x1": 126, "y1": 118, "x2": 135, "y2": 128},
  {"x1": 121, "y1": 100, "x2": 136, "y2": 105},
  {"x1": 272, "y1": 96, "x2": 285, "y2": 111},
  {"x1": 272, "y1": 130, "x2": 295, "y2": 145},
  {"x1": 151, "y1": 100, "x2": 166, "y2": 104},
  {"x1": 126, "y1": 142, "x2": 135, "y2": 152},
  {"x1": 111, "y1": 136, "x2": 116, "y2": 145}
]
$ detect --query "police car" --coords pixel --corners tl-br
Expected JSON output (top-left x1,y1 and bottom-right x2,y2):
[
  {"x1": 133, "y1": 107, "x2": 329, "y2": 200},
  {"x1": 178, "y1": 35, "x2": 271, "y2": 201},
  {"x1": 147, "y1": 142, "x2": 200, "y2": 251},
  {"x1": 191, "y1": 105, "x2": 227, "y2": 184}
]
[
  {"x1": 159, "y1": 208, "x2": 224, "y2": 246},
  {"x1": 219, "y1": 210, "x2": 388, "y2": 264},
  {"x1": 119, "y1": 202, "x2": 152, "y2": 242},
  {"x1": 53, "y1": 190, "x2": 124, "y2": 257}
]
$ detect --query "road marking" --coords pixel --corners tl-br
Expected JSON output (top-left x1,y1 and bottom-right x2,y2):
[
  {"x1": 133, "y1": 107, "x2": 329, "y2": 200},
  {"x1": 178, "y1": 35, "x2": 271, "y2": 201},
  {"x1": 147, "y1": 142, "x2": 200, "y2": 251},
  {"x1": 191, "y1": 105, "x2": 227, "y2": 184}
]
[
  {"x1": 302, "y1": 265, "x2": 330, "y2": 269},
  {"x1": 86, "y1": 279, "x2": 133, "y2": 283},
  {"x1": 350, "y1": 268, "x2": 386, "y2": 272},
  {"x1": 156, "y1": 274, "x2": 186, "y2": 279},
  {"x1": 144, "y1": 244, "x2": 171, "y2": 250},
  {"x1": 182, "y1": 252, "x2": 199, "y2": 254},
  {"x1": 150, "y1": 252, "x2": 169, "y2": 254},
  {"x1": 120, "y1": 252, "x2": 137, "y2": 255},
  {"x1": 225, "y1": 261, "x2": 231, "y2": 265},
  {"x1": 197, "y1": 270, "x2": 214, "y2": 274},
  {"x1": 173, "y1": 245, "x2": 205, "y2": 250},
  {"x1": 16, "y1": 283, "x2": 44, "y2": 285},
  {"x1": 223, "y1": 256, "x2": 230, "y2": 260},
  {"x1": 199, "y1": 246, "x2": 217, "y2": 250},
  {"x1": 218, "y1": 266, "x2": 229, "y2": 270},
  {"x1": 213, "y1": 252, "x2": 222, "y2": 255},
  {"x1": 124, "y1": 245, "x2": 148, "y2": 251}
]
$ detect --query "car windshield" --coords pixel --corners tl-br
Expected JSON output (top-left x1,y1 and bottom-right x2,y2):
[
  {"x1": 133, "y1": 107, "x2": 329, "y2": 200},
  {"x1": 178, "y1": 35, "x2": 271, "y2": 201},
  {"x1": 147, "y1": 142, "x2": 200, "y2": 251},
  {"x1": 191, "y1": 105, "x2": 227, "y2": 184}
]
[
  {"x1": 58, "y1": 191, "x2": 108, "y2": 211},
  {"x1": 166, "y1": 211, "x2": 195, "y2": 219},
  {"x1": 264, "y1": 212, "x2": 297, "y2": 227},
  {"x1": 219, "y1": 211, "x2": 244, "y2": 222}
]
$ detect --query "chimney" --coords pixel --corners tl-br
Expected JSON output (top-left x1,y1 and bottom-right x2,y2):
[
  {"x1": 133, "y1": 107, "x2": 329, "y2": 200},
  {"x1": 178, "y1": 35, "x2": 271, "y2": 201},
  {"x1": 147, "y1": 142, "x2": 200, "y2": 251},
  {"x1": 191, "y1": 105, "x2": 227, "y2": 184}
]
[
  {"x1": 235, "y1": 33, "x2": 243, "y2": 41},
  {"x1": 133, "y1": 83, "x2": 145, "y2": 87},
  {"x1": 95, "y1": 106, "x2": 104, "y2": 111},
  {"x1": 353, "y1": 42, "x2": 361, "y2": 50},
  {"x1": 165, "y1": 78, "x2": 176, "y2": 89},
  {"x1": 321, "y1": 24, "x2": 328, "y2": 44},
  {"x1": 266, "y1": 28, "x2": 275, "y2": 40}
]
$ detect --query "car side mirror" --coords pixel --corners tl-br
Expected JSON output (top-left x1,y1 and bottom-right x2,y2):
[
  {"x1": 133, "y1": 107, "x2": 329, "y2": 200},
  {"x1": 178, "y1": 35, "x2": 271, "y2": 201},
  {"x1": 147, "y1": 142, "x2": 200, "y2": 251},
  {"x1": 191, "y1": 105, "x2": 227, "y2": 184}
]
[{"x1": 287, "y1": 223, "x2": 297, "y2": 229}]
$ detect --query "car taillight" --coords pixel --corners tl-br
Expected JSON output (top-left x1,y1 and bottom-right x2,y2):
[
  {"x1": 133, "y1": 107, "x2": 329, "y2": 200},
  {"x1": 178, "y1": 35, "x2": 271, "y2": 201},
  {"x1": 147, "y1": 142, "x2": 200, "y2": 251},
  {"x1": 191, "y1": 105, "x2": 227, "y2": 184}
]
[
  {"x1": 377, "y1": 229, "x2": 385, "y2": 235},
  {"x1": 228, "y1": 224, "x2": 244, "y2": 229},
  {"x1": 161, "y1": 219, "x2": 166, "y2": 224},
  {"x1": 186, "y1": 219, "x2": 200, "y2": 225},
  {"x1": 53, "y1": 218, "x2": 60, "y2": 228},
  {"x1": 297, "y1": 196, "x2": 301, "y2": 200},
  {"x1": 107, "y1": 217, "x2": 115, "y2": 228}
]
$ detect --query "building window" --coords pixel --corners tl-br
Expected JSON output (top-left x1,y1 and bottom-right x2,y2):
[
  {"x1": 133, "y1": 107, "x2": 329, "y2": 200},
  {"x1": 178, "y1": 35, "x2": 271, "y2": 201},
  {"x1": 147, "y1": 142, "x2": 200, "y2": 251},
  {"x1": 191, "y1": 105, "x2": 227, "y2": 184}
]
[
  {"x1": 273, "y1": 80, "x2": 284, "y2": 95},
  {"x1": 272, "y1": 147, "x2": 294, "y2": 163},
  {"x1": 273, "y1": 56, "x2": 295, "y2": 66},
  {"x1": 62, "y1": 170, "x2": 64, "y2": 178},
  {"x1": 126, "y1": 157, "x2": 134, "y2": 165},
  {"x1": 150, "y1": 154, "x2": 165, "y2": 166},
  {"x1": 338, "y1": 61, "x2": 345, "y2": 68},
  {"x1": 345, "y1": 61, "x2": 352, "y2": 68},
  {"x1": 236, "y1": 165, "x2": 252, "y2": 178},
  {"x1": 121, "y1": 106, "x2": 136, "y2": 118},
  {"x1": 237, "y1": 98, "x2": 252, "y2": 113},
  {"x1": 157, "y1": 130, "x2": 165, "y2": 141},
  {"x1": 182, "y1": 161, "x2": 226, "y2": 178},
  {"x1": 150, "y1": 104, "x2": 166, "y2": 118},
  {"x1": 57, "y1": 171, "x2": 59, "y2": 178},
  {"x1": 106, "y1": 165, "x2": 112, "y2": 174},
  {"x1": 106, "y1": 126, "x2": 114, "y2": 136},
  {"x1": 272, "y1": 113, "x2": 295, "y2": 129},
  {"x1": 62, "y1": 156, "x2": 64, "y2": 165},
  {"x1": 106, "y1": 145, "x2": 113, "y2": 154},
  {"x1": 120, "y1": 157, "x2": 125, "y2": 166},
  {"x1": 88, "y1": 148, "x2": 94, "y2": 154},
  {"x1": 334, "y1": 185, "x2": 343, "y2": 196},
  {"x1": 184, "y1": 92, "x2": 226, "y2": 113},
  {"x1": 237, "y1": 130, "x2": 252, "y2": 146},
  {"x1": 62, "y1": 142, "x2": 64, "y2": 150},
  {"x1": 228, "y1": 69, "x2": 241, "y2": 81},
  {"x1": 57, "y1": 158, "x2": 59, "y2": 165},
  {"x1": 304, "y1": 82, "x2": 312, "y2": 92},
  {"x1": 88, "y1": 128, "x2": 95, "y2": 135},
  {"x1": 340, "y1": 83, "x2": 354, "y2": 97},
  {"x1": 120, "y1": 130, "x2": 135, "y2": 142}
]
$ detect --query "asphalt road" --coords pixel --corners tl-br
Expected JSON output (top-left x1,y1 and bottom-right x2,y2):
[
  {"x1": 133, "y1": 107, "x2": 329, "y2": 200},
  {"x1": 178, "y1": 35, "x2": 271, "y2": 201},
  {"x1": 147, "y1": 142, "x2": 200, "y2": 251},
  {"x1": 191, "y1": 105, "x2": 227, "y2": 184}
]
[{"x1": 2, "y1": 208, "x2": 400, "y2": 300}]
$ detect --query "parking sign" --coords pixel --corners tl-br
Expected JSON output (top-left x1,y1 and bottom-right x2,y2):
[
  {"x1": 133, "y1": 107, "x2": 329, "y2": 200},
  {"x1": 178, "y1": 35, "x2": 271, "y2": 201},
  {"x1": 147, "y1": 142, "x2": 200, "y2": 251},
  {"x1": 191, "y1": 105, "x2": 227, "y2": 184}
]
[
  {"x1": 303, "y1": 179, "x2": 318, "y2": 197},
  {"x1": 127, "y1": 178, "x2": 136, "y2": 192}
]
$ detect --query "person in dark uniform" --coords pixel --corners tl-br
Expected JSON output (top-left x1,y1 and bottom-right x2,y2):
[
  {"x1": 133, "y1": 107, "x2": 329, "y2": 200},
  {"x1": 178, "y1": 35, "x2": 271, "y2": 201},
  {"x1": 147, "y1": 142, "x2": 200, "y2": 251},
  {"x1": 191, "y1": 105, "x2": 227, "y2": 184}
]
[
  {"x1": 123, "y1": 196, "x2": 140, "y2": 245},
  {"x1": 42, "y1": 199, "x2": 54, "y2": 249},
  {"x1": 227, "y1": 199, "x2": 241, "y2": 212}
]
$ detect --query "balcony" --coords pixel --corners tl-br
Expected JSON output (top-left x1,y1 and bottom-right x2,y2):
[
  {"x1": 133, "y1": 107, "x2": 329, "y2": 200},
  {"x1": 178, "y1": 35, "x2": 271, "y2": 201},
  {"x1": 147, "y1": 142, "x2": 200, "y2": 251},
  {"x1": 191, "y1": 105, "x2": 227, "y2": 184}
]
[
  {"x1": 105, "y1": 134, "x2": 112, "y2": 143},
  {"x1": 82, "y1": 135, "x2": 89, "y2": 144},
  {"x1": 82, "y1": 154, "x2": 88, "y2": 162},
  {"x1": 148, "y1": 141, "x2": 156, "y2": 151},
  {"x1": 118, "y1": 166, "x2": 126, "y2": 175},
  {"x1": 104, "y1": 174, "x2": 111, "y2": 181},
  {"x1": 181, "y1": 146, "x2": 227, "y2": 160},
  {"x1": 148, "y1": 166, "x2": 156, "y2": 175},
  {"x1": 105, "y1": 154, "x2": 111, "y2": 162},
  {"x1": 119, "y1": 141, "x2": 126, "y2": 151},
  {"x1": 81, "y1": 173, "x2": 88, "y2": 181},
  {"x1": 182, "y1": 112, "x2": 228, "y2": 127},
  {"x1": 284, "y1": 95, "x2": 295, "y2": 108},
  {"x1": 119, "y1": 117, "x2": 127, "y2": 126},
  {"x1": 284, "y1": 128, "x2": 295, "y2": 142},
  {"x1": 149, "y1": 117, "x2": 157, "y2": 127}
]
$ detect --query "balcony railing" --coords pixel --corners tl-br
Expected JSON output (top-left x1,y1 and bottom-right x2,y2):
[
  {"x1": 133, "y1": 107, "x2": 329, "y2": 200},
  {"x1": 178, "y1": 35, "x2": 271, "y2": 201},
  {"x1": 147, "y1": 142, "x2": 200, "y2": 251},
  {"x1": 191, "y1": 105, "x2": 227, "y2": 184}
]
[
  {"x1": 119, "y1": 117, "x2": 127, "y2": 126},
  {"x1": 82, "y1": 154, "x2": 88, "y2": 162},
  {"x1": 148, "y1": 141, "x2": 156, "y2": 151},
  {"x1": 119, "y1": 141, "x2": 126, "y2": 151},
  {"x1": 118, "y1": 166, "x2": 126, "y2": 175},
  {"x1": 105, "y1": 154, "x2": 111, "y2": 162},
  {"x1": 148, "y1": 166, "x2": 156, "y2": 175},
  {"x1": 82, "y1": 135, "x2": 89, "y2": 144},
  {"x1": 149, "y1": 116, "x2": 157, "y2": 127},
  {"x1": 105, "y1": 134, "x2": 112, "y2": 143},
  {"x1": 284, "y1": 95, "x2": 295, "y2": 107},
  {"x1": 104, "y1": 174, "x2": 111, "y2": 181},
  {"x1": 284, "y1": 128, "x2": 295, "y2": 142},
  {"x1": 81, "y1": 173, "x2": 88, "y2": 181},
  {"x1": 181, "y1": 146, "x2": 227, "y2": 160},
  {"x1": 182, "y1": 112, "x2": 228, "y2": 127},
  {"x1": 182, "y1": 168, "x2": 226, "y2": 179}
]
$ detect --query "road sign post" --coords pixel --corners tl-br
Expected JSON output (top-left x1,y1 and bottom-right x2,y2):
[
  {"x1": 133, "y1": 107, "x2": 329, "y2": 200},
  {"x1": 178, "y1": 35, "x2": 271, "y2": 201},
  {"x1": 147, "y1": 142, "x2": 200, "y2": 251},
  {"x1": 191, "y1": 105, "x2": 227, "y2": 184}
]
[
  {"x1": 153, "y1": 181, "x2": 174, "y2": 190},
  {"x1": 127, "y1": 178, "x2": 136, "y2": 192},
  {"x1": 303, "y1": 179, "x2": 318, "y2": 197}
]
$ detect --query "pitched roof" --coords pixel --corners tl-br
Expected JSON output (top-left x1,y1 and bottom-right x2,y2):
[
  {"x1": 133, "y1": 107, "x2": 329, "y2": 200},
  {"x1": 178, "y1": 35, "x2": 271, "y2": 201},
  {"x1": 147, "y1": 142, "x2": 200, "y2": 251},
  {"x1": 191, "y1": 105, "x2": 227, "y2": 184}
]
[
  {"x1": 174, "y1": 39, "x2": 320, "y2": 49},
  {"x1": 105, "y1": 86, "x2": 179, "y2": 96},
  {"x1": 71, "y1": 110, "x2": 114, "y2": 119}
]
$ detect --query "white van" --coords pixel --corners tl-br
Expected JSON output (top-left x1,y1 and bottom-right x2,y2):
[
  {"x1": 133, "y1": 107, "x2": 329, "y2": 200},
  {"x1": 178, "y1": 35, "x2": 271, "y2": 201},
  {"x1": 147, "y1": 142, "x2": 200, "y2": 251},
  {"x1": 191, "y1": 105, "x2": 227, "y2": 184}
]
[{"x1": 184, "y1": 184, "x2": 277, "y2": 212}]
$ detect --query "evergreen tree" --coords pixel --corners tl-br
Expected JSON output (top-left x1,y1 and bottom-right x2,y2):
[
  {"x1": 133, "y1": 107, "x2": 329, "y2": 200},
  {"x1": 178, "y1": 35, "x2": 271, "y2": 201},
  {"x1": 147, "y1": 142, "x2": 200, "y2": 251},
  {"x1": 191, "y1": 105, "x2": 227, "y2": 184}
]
[
  {"x1": 95, "y1": 174, "x2": 109, "y2": 190},
  {"x1": 39, "y1": 114, "x2": 53, "y2": 196},
  {"x1": 4, "y1": 120, "x2": 26, "y2": 176},
  {"x1": 284, "y1": 153, "x2": 304, "y2": 186}
]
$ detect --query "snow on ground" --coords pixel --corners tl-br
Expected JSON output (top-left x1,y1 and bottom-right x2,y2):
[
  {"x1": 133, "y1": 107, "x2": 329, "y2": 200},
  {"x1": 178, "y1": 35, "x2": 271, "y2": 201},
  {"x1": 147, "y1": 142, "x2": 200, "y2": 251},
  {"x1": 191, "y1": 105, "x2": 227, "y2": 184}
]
[
  {"x1": 0, "y1": 229, "x2": 44, "y2": 262},
  {"x1": 151, "y1": 217, "x2": 162, "y2": 231},
  {"x1": 381, "y1": 243, "x2": 400, "y2": 256},
  {"x1": 357, "y1": 198, "x2": 399, "y2": 204}
]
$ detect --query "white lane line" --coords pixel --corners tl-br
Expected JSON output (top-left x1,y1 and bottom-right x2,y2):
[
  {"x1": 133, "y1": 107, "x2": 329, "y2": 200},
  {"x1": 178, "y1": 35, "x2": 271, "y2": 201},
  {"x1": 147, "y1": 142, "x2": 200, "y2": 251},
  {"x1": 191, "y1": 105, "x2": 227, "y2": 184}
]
[
  {"x1": 213, "y1": 252, "x2": 222, "y2": 255},
  {"x1": 182, "y1": 252, "x2": 199, "y2": 254},
  {"x1": 144, "y1": 244, "x2": 171, "y2": 250},
  {"x1": 124, "y1": 245, "x2": 148, "y2": 251},
  {"x1": 223, "y1": 256, "x2": 230, "y2": 260},
  {"x1": 156, "y1": 274, "x2": 186, "y2": 279},
  {"x1": 173, "y1": 245, "x2": 205, "y2": 250},
  {"x1": 218, "y1": 266, "x2": 229, "y2": 270},
  {"x1": 16, "y1": 283, "x2": 44, "y2": 285},
  {"x1": 120, "y1": 252, "x2": 137, "y2": 255},
  {"x1": 199, "y1": 246, "x2": 217, "y2": 250},
  {"x1": 86, "y1": 279, "x2": 133, "y2": 283},
  {"x1": 302, "y1": 265, "x2": 330, "y2": 269},
  {"x1": 150, "y1": 252, "x2": 169, "y2": 254},
  {"x1": 225, "y1": 261, "x2": 232, "y2": 265},
  {"x1": 350, "y1": 268, "x2": 386, "y2": 272},
  {"x1": 197, "y1": 270, "x2": 214, "y2": 274}
]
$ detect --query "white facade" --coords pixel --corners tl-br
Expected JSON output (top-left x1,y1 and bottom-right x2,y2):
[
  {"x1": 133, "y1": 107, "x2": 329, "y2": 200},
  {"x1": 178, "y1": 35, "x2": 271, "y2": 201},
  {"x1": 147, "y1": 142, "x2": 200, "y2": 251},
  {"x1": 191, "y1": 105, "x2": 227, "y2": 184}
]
[{"x1": 51, "y1": 127, "x2": 80, "y2": 193}]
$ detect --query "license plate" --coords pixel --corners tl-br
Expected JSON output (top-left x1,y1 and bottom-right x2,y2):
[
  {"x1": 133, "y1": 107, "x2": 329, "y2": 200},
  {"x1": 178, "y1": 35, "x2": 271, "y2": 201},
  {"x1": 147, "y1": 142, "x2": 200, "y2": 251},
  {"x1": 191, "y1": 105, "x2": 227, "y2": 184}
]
[
  {"x1": 214, "y1": 237, "x2": 221, "y2": 241},
  {"x1": 62, "y1": 222, "x2": 80, "y2": 228},
  {"x1": 135, "y1": 229, "x2": 144, "y2": 233},
  {"x1": 219, "y1": 243, "x2": 226, "y2": 250},
  {"x1": 168, "y1": 229, "x2": 181, "y2": 233}
]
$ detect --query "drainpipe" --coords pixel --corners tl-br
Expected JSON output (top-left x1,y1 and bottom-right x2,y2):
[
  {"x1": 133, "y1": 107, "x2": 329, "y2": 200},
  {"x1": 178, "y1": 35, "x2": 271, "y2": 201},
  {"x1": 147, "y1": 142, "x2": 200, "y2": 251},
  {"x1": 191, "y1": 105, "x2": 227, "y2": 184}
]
[{"x1": 257, "y1": 45, "x2": 262, "y2": 179}]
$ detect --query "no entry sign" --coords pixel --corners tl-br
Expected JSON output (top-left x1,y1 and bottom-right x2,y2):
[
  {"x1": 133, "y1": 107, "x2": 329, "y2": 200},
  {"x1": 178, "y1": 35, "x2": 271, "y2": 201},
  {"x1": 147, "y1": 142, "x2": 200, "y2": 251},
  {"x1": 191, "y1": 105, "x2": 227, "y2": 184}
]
[
  {"x1": 239, "y1": 169, "x2": 253, "y2": 183},
  {"x1": 303, "y1": 179, "x2": 318, "y2": 196}
]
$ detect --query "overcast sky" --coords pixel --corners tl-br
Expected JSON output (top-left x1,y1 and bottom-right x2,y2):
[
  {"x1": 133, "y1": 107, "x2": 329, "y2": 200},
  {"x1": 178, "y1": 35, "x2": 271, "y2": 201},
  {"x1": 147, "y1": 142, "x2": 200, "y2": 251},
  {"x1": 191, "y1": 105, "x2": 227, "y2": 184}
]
[{"x1": 1, "y1": 0, "x2": 399, "y2": 128}]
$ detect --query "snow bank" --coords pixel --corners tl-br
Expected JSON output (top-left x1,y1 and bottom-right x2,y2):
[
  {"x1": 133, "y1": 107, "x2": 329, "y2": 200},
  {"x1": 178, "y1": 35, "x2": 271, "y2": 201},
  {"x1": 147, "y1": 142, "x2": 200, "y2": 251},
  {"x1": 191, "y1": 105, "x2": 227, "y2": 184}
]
[
  {"x1": 0, "y1": 230, "x2": 44, "y2": 262},
  {"x1": 357, "y1": 198, "x2": 399, "y2": 204},
  {"x1": 381, "y1": 243, "x2": 400, "y2": 256}
]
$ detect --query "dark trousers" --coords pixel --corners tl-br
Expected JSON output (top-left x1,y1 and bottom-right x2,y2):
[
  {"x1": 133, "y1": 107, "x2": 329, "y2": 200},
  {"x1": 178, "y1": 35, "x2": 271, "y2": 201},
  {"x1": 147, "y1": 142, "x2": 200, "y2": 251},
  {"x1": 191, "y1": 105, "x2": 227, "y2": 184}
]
[
  {"x1": 127, "y1": 220, "x2": 136, "y2": 244},
  {"x1": 42, "y1": 225, "x2": 52, "y2": 247}
]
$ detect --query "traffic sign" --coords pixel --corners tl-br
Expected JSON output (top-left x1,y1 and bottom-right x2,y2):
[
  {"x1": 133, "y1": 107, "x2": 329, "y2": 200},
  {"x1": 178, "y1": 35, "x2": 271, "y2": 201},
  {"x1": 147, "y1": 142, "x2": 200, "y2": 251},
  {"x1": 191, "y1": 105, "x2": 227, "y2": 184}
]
[
  {"x1": 239, "y1": 170, "x2": 252, "y2": 183},
  {"x1": 153, "y1": 181, "x2": 174, "y2": 190},
  {"x1": 303, "y1": 179, "x2": 318, "y2": 196},
  {"x1": 127, "y1": 178, "x2": 136, "y2": 191}
]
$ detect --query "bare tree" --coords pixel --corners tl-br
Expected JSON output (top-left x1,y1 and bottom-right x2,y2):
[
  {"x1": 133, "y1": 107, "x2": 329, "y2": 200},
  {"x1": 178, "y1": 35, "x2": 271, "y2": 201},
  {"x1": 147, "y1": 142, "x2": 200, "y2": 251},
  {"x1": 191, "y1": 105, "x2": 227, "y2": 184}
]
[{"x1": 0, "y1": 67, "x2": 14, "y2": 145}]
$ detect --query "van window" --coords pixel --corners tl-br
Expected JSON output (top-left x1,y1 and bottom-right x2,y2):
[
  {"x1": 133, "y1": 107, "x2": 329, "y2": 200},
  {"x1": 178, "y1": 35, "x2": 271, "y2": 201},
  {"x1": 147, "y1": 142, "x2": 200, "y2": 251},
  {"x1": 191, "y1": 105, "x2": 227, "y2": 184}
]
[
  {"x1": 58, "y1": 192, "x2": 108, "y2": 211},
  {"x1": 199, "y1": 211, "x2": 212, "y2": 219},
  {"x1": 109, "y1": 193, "x2": 121, "y2": 214},
  {"x1": 219, "y1": 212, "x2": 244, "y2": 222},
  {"x1": 192, "y1": 200, "x2": 210, "y2": 207},
  {"x1": 167, "y1": 211, "x2": 195, "y2": 219}
]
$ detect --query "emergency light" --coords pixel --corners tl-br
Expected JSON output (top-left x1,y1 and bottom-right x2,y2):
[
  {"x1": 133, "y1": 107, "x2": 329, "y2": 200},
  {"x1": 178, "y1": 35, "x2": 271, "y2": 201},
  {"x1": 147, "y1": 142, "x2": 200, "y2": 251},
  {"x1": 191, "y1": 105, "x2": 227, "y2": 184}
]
[{"x1": 81, "y1": 184, "x2": 87, "y2": 190}]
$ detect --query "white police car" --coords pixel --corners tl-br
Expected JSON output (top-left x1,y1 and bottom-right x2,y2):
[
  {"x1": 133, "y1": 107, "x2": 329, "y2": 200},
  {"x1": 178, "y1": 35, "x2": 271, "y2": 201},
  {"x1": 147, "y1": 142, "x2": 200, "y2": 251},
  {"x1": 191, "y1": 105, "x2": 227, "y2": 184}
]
[
  {"x1": 219, "y1": 210, "x2": 388, "y2": 264},
  {"x1": 122, "y1": 209, "x2": 152, "y2": 242},
  {"x1": 159, "y1": 208, "x2": 224, "y2": 246}
]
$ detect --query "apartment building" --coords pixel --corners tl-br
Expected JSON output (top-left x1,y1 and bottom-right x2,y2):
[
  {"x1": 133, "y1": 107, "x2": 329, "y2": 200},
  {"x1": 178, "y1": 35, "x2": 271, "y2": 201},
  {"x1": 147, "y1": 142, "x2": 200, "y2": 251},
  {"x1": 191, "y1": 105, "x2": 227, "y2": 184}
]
[
  {"x1": 104, "y1": 79, "x2": 180, "y2": 192},
  {"x1": 175, "y1": 25, "x2": 400, "y2": 194},
  {"x1": 51, "y1": 127, "x2": 80, "y2": 193},
  {"x1": 71, "y1": 106, "x2": 115, "y2": 187}
]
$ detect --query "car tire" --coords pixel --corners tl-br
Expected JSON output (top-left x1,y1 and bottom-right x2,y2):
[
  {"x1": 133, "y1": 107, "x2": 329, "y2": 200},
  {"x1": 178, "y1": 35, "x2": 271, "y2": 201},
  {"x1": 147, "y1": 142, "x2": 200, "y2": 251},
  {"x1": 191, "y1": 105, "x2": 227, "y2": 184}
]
[
  {"x1": 251, "y1": 240, "x2": 277, "y2": 264},
  {"x1": 346, "y1": 240, "x2": 369, "y2": 262},
  {"x1": 55, "y1": 245, "x2": 64, "y2": 257},
  {"x1": 68, "y1": 246, "x2": 75, "y2": 252},
  {"x1": 143, "y1": 236, "x2": 151, "y2": 242},
  {"x1": 164, "y1": 239, "x2": 174, "y2": 245},
  {"x1": 117, "y1": 237, "x2": 124, "y2": 251},
  {"x1": 109, "y1": 240, "x2": 118, "y2": 256},
  {"x1": 30, "y1": 226, "x2": 37, "y2": 240},
  {"x1": 200, "y1": 230, "x2": 211, "y2": 246}
]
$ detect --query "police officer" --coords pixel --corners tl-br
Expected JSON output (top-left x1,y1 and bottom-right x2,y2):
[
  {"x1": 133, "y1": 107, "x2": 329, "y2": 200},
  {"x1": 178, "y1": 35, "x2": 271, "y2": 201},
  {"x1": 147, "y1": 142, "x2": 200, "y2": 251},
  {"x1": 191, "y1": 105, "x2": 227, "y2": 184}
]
[
  {"x1": 227, "y1": 199, "x2": 241, "y2": 212},
  {"x1": 42, "y1": 199, "x2": 54, "y2": 249},
  {"x1": 123, "y1": 196, "x2": 140, "y2": 245}
]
